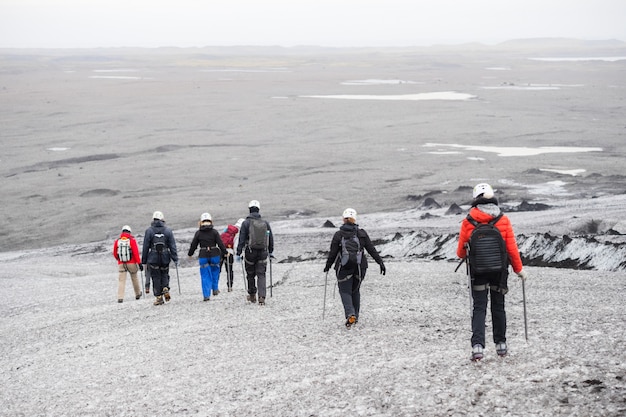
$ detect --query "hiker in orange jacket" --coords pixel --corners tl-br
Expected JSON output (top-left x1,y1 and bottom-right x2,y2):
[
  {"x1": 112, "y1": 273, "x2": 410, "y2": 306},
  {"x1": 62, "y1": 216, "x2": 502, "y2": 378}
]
[
  {"x1": 457, "y1": 183, "x2": 527, "y2": 361},
  {"x1": 112, "y1": 225, "x2": 143, "y2": 303}
]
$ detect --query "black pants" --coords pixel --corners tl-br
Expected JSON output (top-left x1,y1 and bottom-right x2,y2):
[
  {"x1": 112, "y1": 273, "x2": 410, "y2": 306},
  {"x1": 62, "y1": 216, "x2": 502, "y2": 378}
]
[
  {"x1": 220, "y1": 255, "x2": 235, "y2": 288},
  {"x1": 338, "y1": 274, "x2": 362, "y2": 319},
  {"x1": 244, "y1": 249, "x2": 267, "y2": 298},
  {"x1": 471, "y1": 271, "x2": 507, "y2": 347},
  {"x1": 149, "y1": 265, "x2": 170, "y2": 297}
]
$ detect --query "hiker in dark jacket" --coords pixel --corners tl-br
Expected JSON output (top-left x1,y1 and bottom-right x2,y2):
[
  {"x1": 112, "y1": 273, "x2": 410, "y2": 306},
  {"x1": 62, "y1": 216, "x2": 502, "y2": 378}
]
[
  {"x1": 188, "y1": 212, "x2": 227, "y2": 301},
  {"x1": 324, "y1": 208, "x2": 386, "y2": 328},
  {"x1": 142, "y1": 211, "x2": 178, "y2": 306},
  {"x1": 236, "y1": 200, "x2": 274, "y2": 305}
]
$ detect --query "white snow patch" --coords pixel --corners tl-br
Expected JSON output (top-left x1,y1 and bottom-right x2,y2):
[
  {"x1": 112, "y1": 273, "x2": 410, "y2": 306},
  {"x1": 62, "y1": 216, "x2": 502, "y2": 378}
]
[
  {"x1": 300, "y1": 92, "x2": 476, "y2": 101},
  {"x1": 539, "y1": 168, "x2": 586, "y2": 176},
  {"x1": 423, "y1": 143, "x2": 603, "y2": 157}
]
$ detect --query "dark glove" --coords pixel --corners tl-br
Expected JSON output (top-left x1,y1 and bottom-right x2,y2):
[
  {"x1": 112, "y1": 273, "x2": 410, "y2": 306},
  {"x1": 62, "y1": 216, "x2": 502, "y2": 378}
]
[
  {"x1": 380, "y1": 263, "x2": 386, "y2": 275},
  {"x1": 323, "y1": 265, "x2": 330, "y2": 273},
  {"x1": 139, "y1": 264, "x2": 144, "y2": 271}
]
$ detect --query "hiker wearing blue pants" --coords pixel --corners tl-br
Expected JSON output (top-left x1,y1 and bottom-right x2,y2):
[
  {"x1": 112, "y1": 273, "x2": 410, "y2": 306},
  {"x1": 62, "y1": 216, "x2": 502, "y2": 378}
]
[{"x1": 188, "y1": 213, "x2": 227, "y2": 301}]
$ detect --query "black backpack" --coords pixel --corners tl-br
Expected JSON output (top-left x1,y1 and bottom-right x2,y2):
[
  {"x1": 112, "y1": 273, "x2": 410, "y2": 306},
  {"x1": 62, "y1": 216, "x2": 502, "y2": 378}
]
[
  {"x1": 467, "y1": 213, "x2": 508, "y2": 274},
  {"x1": 151, "y1": 231, "x2": 169, "y2": 266},
  {"x1": 248, "y1": 218, "x2": 269, "y2": 250},
  {"x1": 340, "y1": 231, "x2": 363, "y2": 267}
]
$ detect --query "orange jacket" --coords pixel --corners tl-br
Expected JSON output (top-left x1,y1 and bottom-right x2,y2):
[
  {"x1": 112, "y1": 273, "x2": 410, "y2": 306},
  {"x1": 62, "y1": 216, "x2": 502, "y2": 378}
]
[
  {"x1": 113, "y1": 232, "x2": 142, "y2": 265},
  {"x1": 456, "y1": 207, "x2": 523, "y2": 273}
]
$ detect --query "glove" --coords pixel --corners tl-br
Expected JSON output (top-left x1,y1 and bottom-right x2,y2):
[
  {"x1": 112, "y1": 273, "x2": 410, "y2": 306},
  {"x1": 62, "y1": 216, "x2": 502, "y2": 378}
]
[
  {"x1": 174, "y1": 260, "x2": 179, "y2": 267},
  {"x1": 323, "y1": 266, "x2": 330, "y2": 273},
  {"x1": 380, "y1": 263, "x2": 386, "y2": 275},
  {"x1": 139, "y1": 264, "x2": 144, "y2": 271},
  {"x1": 236, "y1": 255, "x2": 242, "y2": 263},
  {"x1": 516, "y1": 270, "x2": 528, "y2": 280},
  {"x1": 145, "y1": 287, "x2": 150, "y2": 294},
  {"x1": 269, "y1": 252, "x2": 275, "y2": 259}
]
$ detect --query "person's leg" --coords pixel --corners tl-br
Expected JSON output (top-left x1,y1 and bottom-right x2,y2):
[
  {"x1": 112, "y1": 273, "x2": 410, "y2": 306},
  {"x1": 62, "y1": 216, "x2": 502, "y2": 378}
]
[
  {"x1": 471, "y1": 288, "x2": 489, "y2": 348},
  {"x1": 199, "y1": 258, "x2": 211, "y2": 299},
  {"x1": 117, "y1": 264, "x2": 127, "y2": 301},
  {"x1": 127, "y1": 263, "x2": 140, "y2": 298},
  {"x1": 352, "y1": 275, "x2": 362, "y2": 319},
  {"x1": 210, "y1": 256, "x2": 221, "y2": 295},
  {"x1": 256, "y1": 260, "x2": 267, "y2": 299},
  {"x1": 150, "y1": 265, "x2": 163, "y2": 296},
  {"x1": 491, "y1": 289, "x2": 507, "y2": 344},
  {"x1": 338, "y1": 277, "x2": 356, "y2": 319}
]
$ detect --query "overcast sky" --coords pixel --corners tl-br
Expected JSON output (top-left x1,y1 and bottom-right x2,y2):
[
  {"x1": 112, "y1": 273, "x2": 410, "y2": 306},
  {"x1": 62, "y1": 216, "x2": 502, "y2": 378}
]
[{"x1": 1, "y1": 0, "x2": 625, "y2": 49}]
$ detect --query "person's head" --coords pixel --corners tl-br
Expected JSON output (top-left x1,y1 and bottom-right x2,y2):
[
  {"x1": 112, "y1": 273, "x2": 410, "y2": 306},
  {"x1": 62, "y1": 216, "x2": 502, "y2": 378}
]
[
  {"x1": 153, "y1": 211, "x2": 164, "y2": 221},
  {"x1": 200, "y1": 212, "x2": 212, "y2": 225},
  {"x1": 248, "y1": 200, "x2": 260, "y2": 213},
  {"x1": 122, "y1": 225, "x2": 132, "y2": 234},
  {"x1": 342, "y1": 208, "x2": 357, "y2": 224},
  {"x1": 235, "y1": 218, "x2": 245, "y2": 229},
  {"x1": 472, "y1": 183, "x2": 494, "y2": 200}
]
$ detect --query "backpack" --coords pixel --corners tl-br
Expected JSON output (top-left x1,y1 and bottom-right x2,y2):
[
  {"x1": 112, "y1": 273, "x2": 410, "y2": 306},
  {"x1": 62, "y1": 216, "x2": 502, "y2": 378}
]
[
  {"x1": 467, "y1": 213, "x2": 508, "y2": 274},
  {"x1": 117, "y1": 237, "x2": 132, "y2": 262},
  {"x1": 248, "y1": 218, "x2": 269, "y2": 250},
  {"x1": 152, "y1": 232, "x2": 168, "y2": 255},
  {"x1": 221, "y1": 226, "x2": 237, "y2": 249},
  {"x1": 340, "y1": 231, "x2": 363, "y2": 267}
]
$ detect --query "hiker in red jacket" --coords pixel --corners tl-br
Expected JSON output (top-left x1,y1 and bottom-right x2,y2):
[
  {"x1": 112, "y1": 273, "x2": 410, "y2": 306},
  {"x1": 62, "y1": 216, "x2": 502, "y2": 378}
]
[
  {"x1": 220, "y1": 218, "x2": 244, "y2": 292},
  {"x1": 112, "y1": 225, "x2": 143, "y2": 303},
  {"x1": 457, "y1": 183, "x2": 527, "y2": 361}
]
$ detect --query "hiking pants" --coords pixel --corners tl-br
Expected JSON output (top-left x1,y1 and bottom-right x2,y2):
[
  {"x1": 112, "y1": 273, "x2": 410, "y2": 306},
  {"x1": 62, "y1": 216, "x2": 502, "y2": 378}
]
[
  {"x1": 338, "y1": 274, "x2": 362, "y2": 319},
  {"x1": 220, "y1": 254, "x2": 235, "y2": 288},
  {"x1": 244, "y1": 249, "x2": 267, "y2": 298},
  {"x1": 199, "y1": 256, "x2": 221, "y2": 298},
  {"x1": 117, "y1": 263, "x2": 141, "y2": 300},
  {"x1": 471, "y1": 287, "x2": 506, "y2": 348},
  {"x1": 149, "y1": 264, "x2": 170, "y2": 297}
]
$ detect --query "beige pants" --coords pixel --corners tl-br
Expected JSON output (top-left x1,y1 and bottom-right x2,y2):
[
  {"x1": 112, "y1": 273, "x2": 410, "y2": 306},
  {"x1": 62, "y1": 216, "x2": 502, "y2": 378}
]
[{"x1": 118, "y1": 263, "x2": 141, "y2": 300}]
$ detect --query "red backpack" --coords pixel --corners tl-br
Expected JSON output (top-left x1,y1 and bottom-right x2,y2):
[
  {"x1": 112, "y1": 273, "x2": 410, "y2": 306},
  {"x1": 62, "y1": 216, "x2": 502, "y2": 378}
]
[{"x1": 220, "y1": 225, "x2": 239, "y2": 249}]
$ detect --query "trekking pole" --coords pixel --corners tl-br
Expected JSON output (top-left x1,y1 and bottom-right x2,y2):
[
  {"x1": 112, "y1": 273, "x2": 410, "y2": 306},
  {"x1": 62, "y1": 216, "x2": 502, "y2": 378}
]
[
  {"x1": 522, "y1": 277, "x2": 528, "y2": 341},
  {"x1": 175, "y1": 263, "x2": 181, "y2": 295},
  {"x1": 269, "y1": 256, "x2": 273, "y2": 297},
  {"x1": 140, "y1": 268, "x2": 145, "y2": 298},
  {"x1": 241, "y1": 255, "x2": 248, "y2": 291},
  {"x1": 322, "y1": 271, "x2": 329, "y2": 320},
  {"x1": 464, "y1": 244, "x2": 473, "y2": 327}
]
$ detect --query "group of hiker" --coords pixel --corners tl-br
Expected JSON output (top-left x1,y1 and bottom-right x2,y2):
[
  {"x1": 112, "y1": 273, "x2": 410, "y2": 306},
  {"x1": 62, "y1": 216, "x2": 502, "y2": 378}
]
[{"x1": 113, "y1": 184, "x2": 529, "y2": 361}]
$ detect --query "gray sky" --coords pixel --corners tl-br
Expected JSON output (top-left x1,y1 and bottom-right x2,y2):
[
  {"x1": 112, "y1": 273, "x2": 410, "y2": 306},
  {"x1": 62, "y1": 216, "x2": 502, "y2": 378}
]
[{"x1": 1, "y1": 0, "x2": 625, "y2": 48}]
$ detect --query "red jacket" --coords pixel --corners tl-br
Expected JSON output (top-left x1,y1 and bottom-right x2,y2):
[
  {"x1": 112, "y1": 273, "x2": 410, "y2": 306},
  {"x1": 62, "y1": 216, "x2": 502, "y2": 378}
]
[
  {"x1": 457, "y1": 207, "x2": 523, "y2": 273},
  {"x1": 113, "y1": 232, "x2": 142, "y2": 265}
]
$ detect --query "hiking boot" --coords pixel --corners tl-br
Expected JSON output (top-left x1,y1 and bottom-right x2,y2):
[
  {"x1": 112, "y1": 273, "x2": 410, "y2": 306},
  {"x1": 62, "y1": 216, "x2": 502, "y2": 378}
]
[
  {"x1": 213, "y1": 289, "x2": 220, "y2": 296},
  {"x1": 471, "y1": 344, "x2": 484, "y2": 361},
  {"x1": 345, "y1": 315, "x2": 357, "y2": 328},
  {"x1": 247, "y1": 294, "x2": 257, "y2": 303},
  {"x1": 496, "y1": 342, "x2": 508, "y2": 357},
  {"x1": 203, "y1": 297, "x2": 210, "y2": 302},
  {"x1": 163, "y1": 287, "x2": 171, "y2": 302},
  {"x1": 118, "y1": 299, "x2": 123, "y2": 303},
  {"x1": 227, "y1": 287, "x2": 233, "y2": 292},
  {"x1": 145, "y1": 288, "x2": 150, "y2": 294},
  {"x1": 258, "y1": 296, "x2": 265, "y2": 305},
  {"x1": 135, "y1": 294, "x2": 142, "y2": 300},
  {"x1": 153, "y1": 296, "x2": 164, "y2": 306}
]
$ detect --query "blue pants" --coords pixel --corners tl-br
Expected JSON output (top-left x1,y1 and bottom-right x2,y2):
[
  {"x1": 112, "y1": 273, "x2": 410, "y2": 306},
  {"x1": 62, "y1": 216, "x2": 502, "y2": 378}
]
[{"x1": 199, "y1": 257, "x2": 220, "y2": 298}]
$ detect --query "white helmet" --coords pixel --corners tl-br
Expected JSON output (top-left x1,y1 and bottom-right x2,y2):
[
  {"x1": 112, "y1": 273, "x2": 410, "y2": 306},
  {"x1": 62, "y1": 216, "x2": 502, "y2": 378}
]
[
  {"x1": 248, "y1": 200, "x2": 260, "y2": 209},
  {"x1": 342, "y1": 208, "x2": 357, "y2": 220},
  {"x1": 235, "y1": 218, "x2": 245, "y2": 229},
  {"x1": 200, "y1": 212, "x2": 212, "y2": 222},
  {"x1": 122, "y1": 225, "x2": 132, "y2": 233},
  {"x1": 152, "y1": 211, "x2": 164, "y2": 221},
  {"x1": 472, "y1": 183, "x2": 494, "y2": 199}
]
